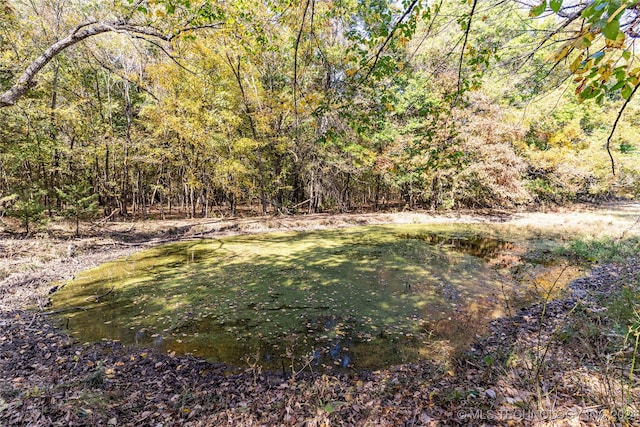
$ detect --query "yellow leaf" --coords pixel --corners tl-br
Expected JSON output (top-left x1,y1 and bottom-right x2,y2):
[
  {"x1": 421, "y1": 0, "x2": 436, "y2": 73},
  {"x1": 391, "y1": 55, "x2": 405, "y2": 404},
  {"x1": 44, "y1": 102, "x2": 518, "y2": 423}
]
[
  {"x1": 605, "y1": 31, "x2": 625, "y2": 49},
  {"x1": 574, "y1": 58, "x2": 593, "y2": 74},
  {"x1": 569, "y1": 54, "x2": 584, "y2": 73},
  {"x1": 573, "y1": 32, "x2": 595, "y2": 49},
  {"x1": 553, "y1": 46, "x2": 571, "y2": 62}
]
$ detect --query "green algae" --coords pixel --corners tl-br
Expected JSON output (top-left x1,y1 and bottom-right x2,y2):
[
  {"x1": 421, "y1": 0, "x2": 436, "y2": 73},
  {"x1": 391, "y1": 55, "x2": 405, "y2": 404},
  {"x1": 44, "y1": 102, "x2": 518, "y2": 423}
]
[{"x1": 50, "y1": 224, "x2": 575, "y2": 371}]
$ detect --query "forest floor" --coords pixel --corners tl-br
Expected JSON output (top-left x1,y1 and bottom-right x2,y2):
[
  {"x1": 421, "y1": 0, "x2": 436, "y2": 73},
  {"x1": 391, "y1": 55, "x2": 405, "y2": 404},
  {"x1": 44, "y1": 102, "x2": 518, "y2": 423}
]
[{"x1": 1, "y1": 203, "x2": 640, "y2": 426}]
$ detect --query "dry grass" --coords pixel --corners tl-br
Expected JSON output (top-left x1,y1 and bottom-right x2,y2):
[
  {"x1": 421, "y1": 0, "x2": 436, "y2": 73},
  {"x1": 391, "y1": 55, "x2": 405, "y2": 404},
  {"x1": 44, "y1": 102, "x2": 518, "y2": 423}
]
[{"x1": 1, "y1": 203, "x2": 640, "y2": 425}]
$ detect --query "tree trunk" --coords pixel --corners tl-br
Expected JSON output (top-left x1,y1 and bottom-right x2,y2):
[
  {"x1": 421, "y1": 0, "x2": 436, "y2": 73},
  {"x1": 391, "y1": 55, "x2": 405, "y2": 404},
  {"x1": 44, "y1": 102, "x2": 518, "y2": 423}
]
[{"x1": 0, "y1": 20, "x2": 192, "y2": 108}]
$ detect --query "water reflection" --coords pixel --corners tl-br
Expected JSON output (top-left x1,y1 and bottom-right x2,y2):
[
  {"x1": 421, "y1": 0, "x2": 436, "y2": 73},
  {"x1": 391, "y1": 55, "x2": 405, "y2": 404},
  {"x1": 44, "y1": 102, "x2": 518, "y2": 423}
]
[
  {"x1": 51, "y1": 226, "x2": 581, "y2": 371},
  {"x1": 401, "y1": 232, "x2": 514, "y2": 260}
]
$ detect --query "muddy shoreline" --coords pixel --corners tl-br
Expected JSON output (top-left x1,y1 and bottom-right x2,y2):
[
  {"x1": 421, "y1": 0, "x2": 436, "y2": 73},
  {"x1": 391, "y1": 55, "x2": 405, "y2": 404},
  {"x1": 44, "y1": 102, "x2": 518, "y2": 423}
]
[
  {"x1": 3, "y1": 203, "x2": 637, "y2": 310},
  {"x1": 1, "y1": 205, "x2": 639, "y2": 425}
]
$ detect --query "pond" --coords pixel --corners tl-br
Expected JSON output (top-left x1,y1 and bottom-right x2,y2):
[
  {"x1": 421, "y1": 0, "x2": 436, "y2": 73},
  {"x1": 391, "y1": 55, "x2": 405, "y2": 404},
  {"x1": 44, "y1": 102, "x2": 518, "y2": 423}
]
[{"x1": 50, "y1": 224, "x2": 583, "y2": 372}]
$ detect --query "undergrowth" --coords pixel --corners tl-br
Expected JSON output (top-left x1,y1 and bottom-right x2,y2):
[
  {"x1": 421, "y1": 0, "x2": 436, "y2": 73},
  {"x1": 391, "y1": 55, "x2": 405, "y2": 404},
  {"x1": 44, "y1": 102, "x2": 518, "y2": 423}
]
[
  {"x1": 528, "y1": 236, "x2": 640, "y2": 422},
  {"x1": 557, "y1": 235, "x2": 640, "y2": 263}
]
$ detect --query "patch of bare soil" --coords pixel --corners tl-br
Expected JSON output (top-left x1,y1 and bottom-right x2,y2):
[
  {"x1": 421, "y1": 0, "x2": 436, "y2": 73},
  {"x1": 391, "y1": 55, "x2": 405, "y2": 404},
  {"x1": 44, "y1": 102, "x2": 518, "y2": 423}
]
[{"x1": 1, "y1": 204, "x2": 639, "y2": 425}]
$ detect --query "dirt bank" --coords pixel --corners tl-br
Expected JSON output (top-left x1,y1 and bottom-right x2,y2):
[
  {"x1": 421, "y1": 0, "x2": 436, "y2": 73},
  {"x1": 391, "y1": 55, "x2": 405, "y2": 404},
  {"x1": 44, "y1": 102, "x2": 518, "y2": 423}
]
[{"x1": 1, "y1": 204, "x2": 639, "y2": 425}]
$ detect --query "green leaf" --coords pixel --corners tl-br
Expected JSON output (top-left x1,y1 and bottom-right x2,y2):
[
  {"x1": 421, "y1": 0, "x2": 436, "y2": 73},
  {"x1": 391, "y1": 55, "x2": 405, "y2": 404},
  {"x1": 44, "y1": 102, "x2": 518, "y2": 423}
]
[
  {"x1": 622, "y1": 83, "x2": 633, "y2": 100},
  {"x1": 607, "y1": 1, "x2": 623, "y2": 15},
  {"x1": 593, "y1": 19, "x2": 607, "y2": 30},
  {"x1": 602, "y1": 19, "x2": 620, "y2": 40},
  {"x1": 530, "y1": 2, "x2": 546, "y2": 17},
  {"x1": 622, "y1": 50, "x2": 631, "y2": 61},
  {"x1": 323, "y1": 403, "x2": 335, "y2": 414},
  {"x1": 581, "y1": 86, "x2": 601, "y2": 100},
  {"x1": 582, "y1": 3, "x2": 606, "y2": 22},
  {"x1": 575, "y1": 35, "x2": 593, "y2": 49},
  {"x1": 611, "y1": 80, "x2": 626, "y2": 91},
  {"x1": 550, "y1": 0, "x2": 562, "y2": 13},
  {"x1": 581, "y1": 3, "x2": 595, "y2": 18}
]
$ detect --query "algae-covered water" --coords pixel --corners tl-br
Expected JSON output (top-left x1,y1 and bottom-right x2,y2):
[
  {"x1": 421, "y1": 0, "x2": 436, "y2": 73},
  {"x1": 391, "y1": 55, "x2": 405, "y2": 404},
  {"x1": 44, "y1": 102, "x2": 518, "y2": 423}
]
[{"x1": 50, "y1": 224, "x2": 580, "y2": 371}]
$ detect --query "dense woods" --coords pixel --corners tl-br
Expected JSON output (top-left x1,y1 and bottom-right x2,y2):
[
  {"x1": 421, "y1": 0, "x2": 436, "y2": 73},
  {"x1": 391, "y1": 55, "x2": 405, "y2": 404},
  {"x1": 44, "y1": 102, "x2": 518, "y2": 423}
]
[
  {"x1": 1, "y1": 0, "x2": 640, "y2": 228},
  {"x1": 3, "y1": 3, "x2": 640, "y2": 425}
]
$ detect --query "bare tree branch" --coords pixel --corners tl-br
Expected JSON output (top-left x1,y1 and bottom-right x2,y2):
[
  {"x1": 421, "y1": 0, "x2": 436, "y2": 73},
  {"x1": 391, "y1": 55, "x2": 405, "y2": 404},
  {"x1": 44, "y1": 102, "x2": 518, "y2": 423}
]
[
  {"x1": 87, "y1": 49, "x2": 159, "y2": 102},
  {"x1": 356, "y1": 0, "x2": 420, "y2": 86},
  {"x1": 457, "y1": 0, "x2": 478, "y2": 96},
  {"x1": 0, "y1": 19, "x2": 221, "y2": 108},
  {"x1": 606, "y1": 83, "x2": 640, "y2": 175},
  {"x1": 515, "y1": 8, "x2": 585, "y2": 74}
]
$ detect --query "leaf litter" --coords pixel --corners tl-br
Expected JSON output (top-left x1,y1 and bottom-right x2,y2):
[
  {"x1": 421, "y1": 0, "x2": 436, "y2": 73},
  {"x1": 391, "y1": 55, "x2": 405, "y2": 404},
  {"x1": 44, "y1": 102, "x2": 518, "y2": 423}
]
[{"x1": 2, "y1": 207, "x2": 640, "y2": 425}]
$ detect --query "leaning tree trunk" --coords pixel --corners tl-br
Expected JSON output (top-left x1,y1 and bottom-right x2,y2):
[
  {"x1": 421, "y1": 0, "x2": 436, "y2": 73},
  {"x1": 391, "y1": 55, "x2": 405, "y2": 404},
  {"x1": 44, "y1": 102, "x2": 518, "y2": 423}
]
[{"x1": 0, "y1": 20, "x2": 189, "y2": 108}]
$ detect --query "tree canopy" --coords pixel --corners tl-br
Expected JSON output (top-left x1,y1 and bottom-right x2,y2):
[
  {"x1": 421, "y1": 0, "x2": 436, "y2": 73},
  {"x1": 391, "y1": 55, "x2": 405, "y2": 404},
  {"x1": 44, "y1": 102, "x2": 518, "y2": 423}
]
[{"x1": 1, "y1": 0, "x2": 640, "y2": 229}]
